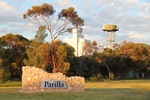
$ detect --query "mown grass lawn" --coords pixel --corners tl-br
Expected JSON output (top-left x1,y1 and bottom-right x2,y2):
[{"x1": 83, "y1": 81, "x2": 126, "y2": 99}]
[{"x1": 0, "y1": 80, "x2": 150, "y2": 100}]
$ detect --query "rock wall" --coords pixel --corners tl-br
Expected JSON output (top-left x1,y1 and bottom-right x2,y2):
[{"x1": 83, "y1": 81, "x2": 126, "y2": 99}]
[{"x1": 21, "y1": 66, "x2": 85, "y2": 92}]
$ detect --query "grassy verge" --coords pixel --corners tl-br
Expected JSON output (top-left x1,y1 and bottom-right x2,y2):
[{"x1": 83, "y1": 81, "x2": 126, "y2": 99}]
[
  {"x1": 0, "y1": 88, "x2": 149, "y2": 100},
  {"x1": 0, "y1": 81, "x2": 21, "y2": 87},
  {"x1": 85, "y1": 79, "x2": 150, "y2": 90},
  {"x1": 0, "y1": 80, "x2": 150, "y2": 100}
]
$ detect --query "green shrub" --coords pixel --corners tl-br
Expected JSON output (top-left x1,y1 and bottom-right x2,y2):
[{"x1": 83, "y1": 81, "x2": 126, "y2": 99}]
[
  {"x1": 97, "y1": 73, "x2": 104, "y2": 80},
  {"x1": 0, "y1": 68, "x2": 3, "y2": 79},
  {"x1": 0, "y1": 68, "x2": 11, "y2": 82},
  {"x1": 108, "y1": 72, "x2": 114, "y2": 80},
  {"x1": 89, "y1": 73, "x2": 104, "y2": 82},
  {"x1": 90, "y1": 76, "x2": 98, "y2": 82},
  {"x1": 0, "y1": 59, "x2": 3, "y2": 67}
]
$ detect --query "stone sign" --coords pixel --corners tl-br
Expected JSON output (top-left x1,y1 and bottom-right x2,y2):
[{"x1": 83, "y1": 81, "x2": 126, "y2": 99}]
[{"x1": 21, "y1": 66, "x2": 85, "y2": 92}]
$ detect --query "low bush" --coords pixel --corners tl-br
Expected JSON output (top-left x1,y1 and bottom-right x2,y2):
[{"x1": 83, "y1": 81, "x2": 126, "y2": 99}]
[
  {"x1": 89, "y1": 73, "x2": 104, "y2": 82},
  {"x1": 108, "y1": 72, "x2": 115, "y2": 80},
  {"x1": 0, "y1": 67, "x2": 11, "y2": 82}
]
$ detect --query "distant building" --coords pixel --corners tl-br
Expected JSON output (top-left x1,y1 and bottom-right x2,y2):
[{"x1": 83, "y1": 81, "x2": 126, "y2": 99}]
[
  {"x1": 68, "y1": 28, "x2": 90, "y2": 57},
  {"x1": 68, "y1": 28, "x2": 104, "y2": 57}
]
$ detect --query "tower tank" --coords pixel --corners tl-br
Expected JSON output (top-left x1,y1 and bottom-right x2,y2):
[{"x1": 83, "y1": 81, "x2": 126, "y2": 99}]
[{"x1": 103, "y1": 24, "x2": 119, "y2": 49}]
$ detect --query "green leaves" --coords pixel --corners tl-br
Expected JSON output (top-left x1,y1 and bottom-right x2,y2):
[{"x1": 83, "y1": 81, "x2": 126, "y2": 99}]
[
  {"x1": 0, "y1": 34, "x2": 29, "y2": 50},
  {"x1": 23, "y1": 3, "x2": 84, "y2": 43},
  {"x1": 23, "y1": 3, "x2": 84, "y2": 74},
  {"x1": 23, "y1": 3, "x2": 55, "y2": 19},
  {"x1": 34, "y1": 25, "x2": 48, "y2": 43},
  {"x1": 59, "y1": 7, "x2": 84, "y2": 28}
]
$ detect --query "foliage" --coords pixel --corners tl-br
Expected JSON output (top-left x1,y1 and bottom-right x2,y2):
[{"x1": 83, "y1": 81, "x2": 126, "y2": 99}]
[
  {"x1": 36, "y1": 43, "x2": 51, "y2": 70},
  {"x1": 34, "y1": 25, "x2": 48, "y2": 43},
  {"x1": 23, "y1": 3, "x2": 84, "y2": 73},
  {"x1": 94, "y1": 41, "x2": 150, "y2": 78},
  {"x1": 0, "y1": 34, "x2": 29, "y2": 80},
  {"x1": 25, "y1": 40, "x2": 75, "y2": 74},
  {"x1": 0, "y1": 59, "x2": 3, "y2": 67},
  {"x1": 0, "y1": 67, "x2": 11, "y2": 82},
  {"x1": 108, "y1": 72, "x2": 114, "y2": 80},
  {"x1": 82, "y1": 41, "x2": 98, "y2": 55},
  {"x1": 23, "y1": 3, "x2": 84, "y2": 42},
  {"x1": 68, "y1": 56, "x2": 101, "y2": 78},
  {"x1": 24, "y1": 40, "x2": 42, "y2": 67},
  {"x1": 89, "y1": 76, "x2": 98, "y2": 82},
  {"x1": 1, "y1": 32, "x2": 150, "y2": 80},
  {"x1": 49, "y1": 40, "x2": 74, "y2": 74},
  {"x1": 24, "y1": 25, "x2": 48, "y2": 70},
  {"x1": 114, "y1": 42, "x2": 150, "y2": 77},
  {"x1": 95, "y1": 48, "x2": 112, "y2": 78},
  {"x1": 89, "y1": 73, "x2": 104, "y2": 82}
]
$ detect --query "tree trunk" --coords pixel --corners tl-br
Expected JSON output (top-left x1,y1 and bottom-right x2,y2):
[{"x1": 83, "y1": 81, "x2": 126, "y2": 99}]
[{"x1": 104, "y1": 62, "x2": 111, "y2": 77}]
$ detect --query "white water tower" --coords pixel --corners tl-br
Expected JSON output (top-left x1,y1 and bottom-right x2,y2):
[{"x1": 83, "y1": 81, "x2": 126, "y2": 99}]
[{"x1": 103, "y1": 24, "x2": 118, "y2": 49}]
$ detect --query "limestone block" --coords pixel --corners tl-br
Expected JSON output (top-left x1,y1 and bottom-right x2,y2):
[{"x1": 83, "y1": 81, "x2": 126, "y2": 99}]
[{"x1": 27, "y1": 77, "x2": 31, "y2": 81}]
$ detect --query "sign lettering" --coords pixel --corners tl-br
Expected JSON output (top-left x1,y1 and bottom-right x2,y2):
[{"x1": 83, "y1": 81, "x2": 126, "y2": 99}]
[{"x1": 41, "y1": 79, "x2": 67, "y2": 88}]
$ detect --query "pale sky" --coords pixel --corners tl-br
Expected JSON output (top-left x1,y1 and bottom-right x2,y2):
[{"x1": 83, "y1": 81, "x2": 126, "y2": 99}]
[{"x1": 0, "y1": 0, "x2": 150, "y2": 46}]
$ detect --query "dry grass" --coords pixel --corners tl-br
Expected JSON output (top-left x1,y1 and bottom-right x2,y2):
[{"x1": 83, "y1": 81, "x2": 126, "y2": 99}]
[
  {"x1": 85, "y1": 79, "x2": 150, "y2": 90},
  {"x1": 0, "y1": 79, "x2": 150, "y2": 100}
]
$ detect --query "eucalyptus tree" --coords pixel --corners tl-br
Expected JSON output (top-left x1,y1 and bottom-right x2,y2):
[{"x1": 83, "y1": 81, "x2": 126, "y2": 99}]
[
  {"x1": 23, "y1": 3, "x2": 84, "y2": 72},
  {"x1": 0, "y1": 34, "x2": 29, "y2": 80},
  {"x1": 23, "y1": 3, "x2": 84, "y2": 42},
  {"x1": 113, "y1": 41, "x2": 150, "y2": 77},
  {"x1": 82, "y1": 41, "x2": 98, "y2": 55}
]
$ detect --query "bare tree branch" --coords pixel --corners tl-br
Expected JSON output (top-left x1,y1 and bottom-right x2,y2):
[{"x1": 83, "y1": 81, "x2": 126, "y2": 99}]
[
  {"x1": 34, "y1": 17, "x2": 42, "y2": 26},
  {"x1": 53, "y1": 22, "x2": 69, "y2": 40},
  {"x1": 40, "y1": 15, "x2": 50, "y2": 29},
  {"x1": 26, "y1": 17, "x2": 39, "y2": 25},
  {"x1": 52, "y1": 18, "x2": 59, "y2": 33}
]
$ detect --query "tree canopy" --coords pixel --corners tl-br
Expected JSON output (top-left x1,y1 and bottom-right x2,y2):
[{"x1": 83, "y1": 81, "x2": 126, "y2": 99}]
[
  {"x1": 23, "y1": 3, "x2": 84, "y2": 73},
  {"x1": 23, "y1": 3, "x2": 84, "y2": 42},
  {"x1": 0, "y1": 34, "x2": 29, "y2": 80}
]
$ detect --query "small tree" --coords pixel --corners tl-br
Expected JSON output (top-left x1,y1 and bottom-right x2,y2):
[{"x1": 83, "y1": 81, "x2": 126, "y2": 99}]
[
  {"x1": 82, "y1": 41, "x2": 98, "y2": 55},
  {"x1": 95, "y1": 48, "x2": 112, "y2": 78},
  {"x1": 34, "y1": 25, "x2": 47, "y2": 43},
  {"x1": 0, "y1": 34, "x2": 29, "y2": 80},
  {"x1": 23, "y1": 3, "x2": 84, "y2": 73},
  {"x1": 24, "y1": 25, "x2": 48, "y2": 67}
]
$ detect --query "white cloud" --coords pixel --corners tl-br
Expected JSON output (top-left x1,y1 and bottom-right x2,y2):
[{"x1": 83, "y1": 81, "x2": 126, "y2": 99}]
[
  {"x1": 54, "y1": 0, "x2": 74, "y2": 8},
  {"x1": 63, "y1": 36, "x2": 72, "y2": 43},
  {"x1": 58, "y1": 0, "x2": 69, "y2": 6},
  {"x1": 0, "y1": 1, "x2": 14, "y2": 12},
  {"x1": 73, "y1": 0, "x2": 150, "y2": 45},
  {"x1": 128, "y1": 32, "x2": 145, "y2": 39},
  {"x1": 0, "y1": 0, "x2": 150, "y2": 46}
]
